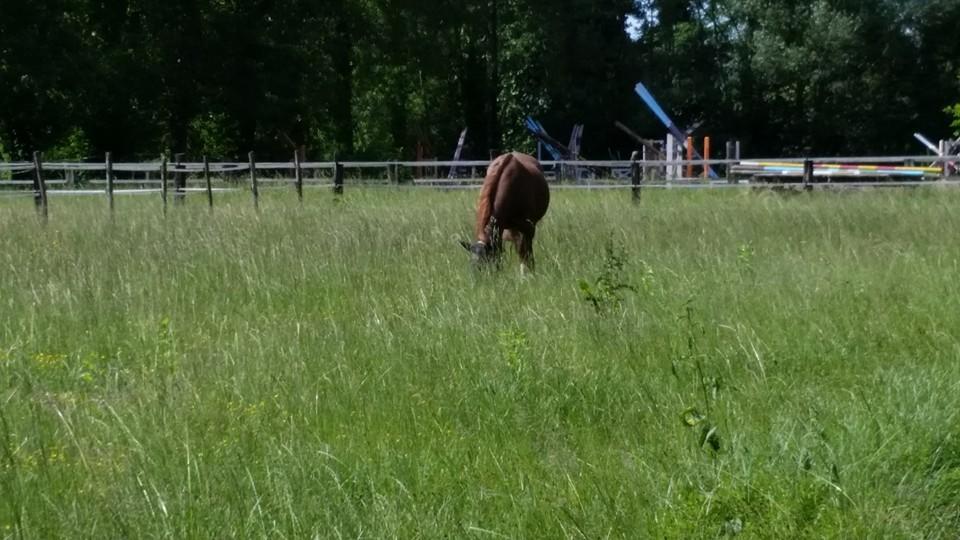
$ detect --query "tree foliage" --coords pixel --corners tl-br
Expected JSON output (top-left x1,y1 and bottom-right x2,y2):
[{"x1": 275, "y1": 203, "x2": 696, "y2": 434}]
[{"x1": 0, "y1": 0, "x2": 957, "y2": 160}]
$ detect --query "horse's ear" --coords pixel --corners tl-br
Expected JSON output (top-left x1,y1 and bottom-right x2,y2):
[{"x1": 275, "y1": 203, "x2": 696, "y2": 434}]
[{"x1": 459, "y1": 240, "x2": 472, "y2": 252}]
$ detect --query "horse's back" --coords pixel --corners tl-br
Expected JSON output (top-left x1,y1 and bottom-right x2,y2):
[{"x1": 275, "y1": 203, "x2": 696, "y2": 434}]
[{"x1": 489, "y1": 152, "x2": 550, "y2": 226}]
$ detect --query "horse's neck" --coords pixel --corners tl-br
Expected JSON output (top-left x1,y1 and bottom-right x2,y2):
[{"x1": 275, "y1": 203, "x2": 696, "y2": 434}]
[
  {"x1": 485, "y1": 216, "x2": 499, "y2": 239},
  {"x1": 475, "y1": 194, "x2": 495, "y2": 243},
  {"x1": 476, "y1": 154, "x2": 511, "y2": 242}
]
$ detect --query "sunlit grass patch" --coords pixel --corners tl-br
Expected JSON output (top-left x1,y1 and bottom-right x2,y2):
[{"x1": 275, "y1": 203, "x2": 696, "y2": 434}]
[{"x1": 1, "y1": 187, "x2": 960, "y2": 537}]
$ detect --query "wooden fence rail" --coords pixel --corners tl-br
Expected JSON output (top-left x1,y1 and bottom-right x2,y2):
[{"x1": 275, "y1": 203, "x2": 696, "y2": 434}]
[{"x1": 2, "y1": 152, "x2": 958, "y2": 219}]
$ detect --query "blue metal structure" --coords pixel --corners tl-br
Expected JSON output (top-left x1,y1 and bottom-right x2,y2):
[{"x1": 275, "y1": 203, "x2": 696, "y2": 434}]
[{"x1": 634, "y1": 82, "x2": 718, "y2": 178}]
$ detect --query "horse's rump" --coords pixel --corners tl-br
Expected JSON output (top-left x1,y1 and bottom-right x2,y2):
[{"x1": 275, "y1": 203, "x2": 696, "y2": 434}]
[{"x1": 475, "y1": 152, "x2": 549, "y2": 243}]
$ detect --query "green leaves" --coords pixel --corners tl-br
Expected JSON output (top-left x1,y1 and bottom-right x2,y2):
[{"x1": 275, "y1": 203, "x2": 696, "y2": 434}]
[
  {"x1": 949, "y1": 103, "x2": 960, "y2": 137},
  {"x1": 578, "y1": 238, "x2": 637, "y2": 315},
  {"x1": 680, "y1": 406, "x2": 706, "y2": 427},
  {"x1": 680, "y1": 406, "x2": 721, "y2": 453},
  {"x1": 1, "y1": 0, "x2": 958, "y2": 160}
]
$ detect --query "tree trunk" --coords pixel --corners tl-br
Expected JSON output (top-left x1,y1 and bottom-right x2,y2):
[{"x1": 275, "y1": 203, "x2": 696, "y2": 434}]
[
  {"x1": 486, "y1": 0, "x2": 501, "y2": 156},
  {"x1": 331, "y1": 11, "x2": 354, "y2": 158}
]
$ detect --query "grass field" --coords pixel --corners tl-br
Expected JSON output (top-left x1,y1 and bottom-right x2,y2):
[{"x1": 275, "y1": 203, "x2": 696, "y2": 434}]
[{"x1": 2, "y1": 186, "x2": 960, "y2": 538}]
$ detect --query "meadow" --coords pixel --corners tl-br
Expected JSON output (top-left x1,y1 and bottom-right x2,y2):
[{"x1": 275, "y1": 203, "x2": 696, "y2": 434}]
[{"x1": 2, "y1": 186, "x2": 960, "y2": 538}]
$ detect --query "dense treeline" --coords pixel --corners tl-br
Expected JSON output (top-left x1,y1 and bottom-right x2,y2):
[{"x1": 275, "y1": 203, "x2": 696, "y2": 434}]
[{"x1": 0, "y1": 0, "x2": 958, "y2": 161}]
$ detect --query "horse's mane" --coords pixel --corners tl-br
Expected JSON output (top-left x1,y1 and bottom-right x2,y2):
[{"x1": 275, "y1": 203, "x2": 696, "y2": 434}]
[{"x1": 475, "y1": 153, "x2": 513, "y2": 242}]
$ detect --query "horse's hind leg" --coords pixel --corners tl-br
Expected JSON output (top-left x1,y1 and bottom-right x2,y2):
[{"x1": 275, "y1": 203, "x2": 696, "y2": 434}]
[{"x1": 514, "y1": 222, "x2": 537, "y2": 274}]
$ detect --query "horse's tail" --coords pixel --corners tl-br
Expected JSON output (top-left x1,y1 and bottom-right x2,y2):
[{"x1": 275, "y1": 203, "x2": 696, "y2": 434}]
[{"x1": 475, "y1": 153, "x2": 514, "y2": 242}]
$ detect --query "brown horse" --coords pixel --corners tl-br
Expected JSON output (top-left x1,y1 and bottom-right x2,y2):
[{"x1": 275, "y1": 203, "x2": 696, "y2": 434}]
[{"x1": 460, "y1": 152, "x2": 550, "y2": 272}]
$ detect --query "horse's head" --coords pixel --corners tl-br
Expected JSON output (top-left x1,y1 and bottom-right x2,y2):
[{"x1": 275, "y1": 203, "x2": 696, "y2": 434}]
[
  {"x1": 461, "y1": 217, "x2": 502, "y2": 269},
  {"x1": 459, "y1": 239, "x2": 499, "y2": 268}
]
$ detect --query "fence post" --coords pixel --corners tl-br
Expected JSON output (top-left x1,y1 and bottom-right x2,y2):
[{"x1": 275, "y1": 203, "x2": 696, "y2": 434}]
[
  {"x1": 333, "y1": 160, "x2": 344, "y2": 196},
  {"x1": 802, "y1": 159, "x2": 814, "y2": 191},
  {"x1": 387, "y1": 162, "x2": 397, "y2": 184},
  {"x1": 203, "y1": 156, "x2": 213, "y2": 211},
  {"x1": 631, "y1": 150, "x2": 641, "y2": 204},
  {"x1": 294, "y1": 151, "x2": 303, "y2": 202},
  {"x1": 703, "y1": 137, "x2": 711, "y2": 179},
  {"x1": 105, "y1": 152, "x2": 115, "y2": 215},
  {"x1": 641, "y1": 145, "x2": 648, "y2": 183},
  {"x1": 249, "y1": 151, "x2": 259, "y2": 211},
  {"x1": 725, "y1": 141, "x2": 735, "y2": 183},
  {"x1": 32, "y1": 151, "x2": 48, "y2": 220},
  {"x1": 666, "y1": 134, "x2": 676, "y2": 181},
  {"x1": 940, "y1": 140, "x2": 948, "y2": 180},
  {"x1": 174, "y1": 153, "x2": 186, "y2": 205},
  {"x1": 160, "y1": 155, "x2": 168, "y2": 216},
  {"x1": 685, "y1": 136, "x2": 694, "y2": 178}
]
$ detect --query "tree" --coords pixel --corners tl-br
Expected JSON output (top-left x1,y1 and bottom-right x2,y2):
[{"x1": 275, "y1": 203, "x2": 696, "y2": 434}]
[
  {"x1": 630, "y1": 0, "x2": 959, "y2": 156},
  {"x1": 1, "y1": 0, "x2": 958, "y2": 161},
  {"x1": 0, "y1": 0, "x2": 84, "y2": 158}
]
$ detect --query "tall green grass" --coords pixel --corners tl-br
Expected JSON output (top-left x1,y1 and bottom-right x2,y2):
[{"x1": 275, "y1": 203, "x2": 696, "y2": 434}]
[{"x1": 2, "y1": 187, "x2": 960, "y2": 538}]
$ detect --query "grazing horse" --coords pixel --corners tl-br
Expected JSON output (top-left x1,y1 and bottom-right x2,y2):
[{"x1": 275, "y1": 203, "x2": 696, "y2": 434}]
[{"x1": 460, "y1": 152, "x2": 550, "y2": 272}]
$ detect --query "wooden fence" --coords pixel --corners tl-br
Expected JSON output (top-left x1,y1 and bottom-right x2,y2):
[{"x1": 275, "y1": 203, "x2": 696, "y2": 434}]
[{"x1": 1, "y1": 152, "x2": 957, "y2": 221}]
